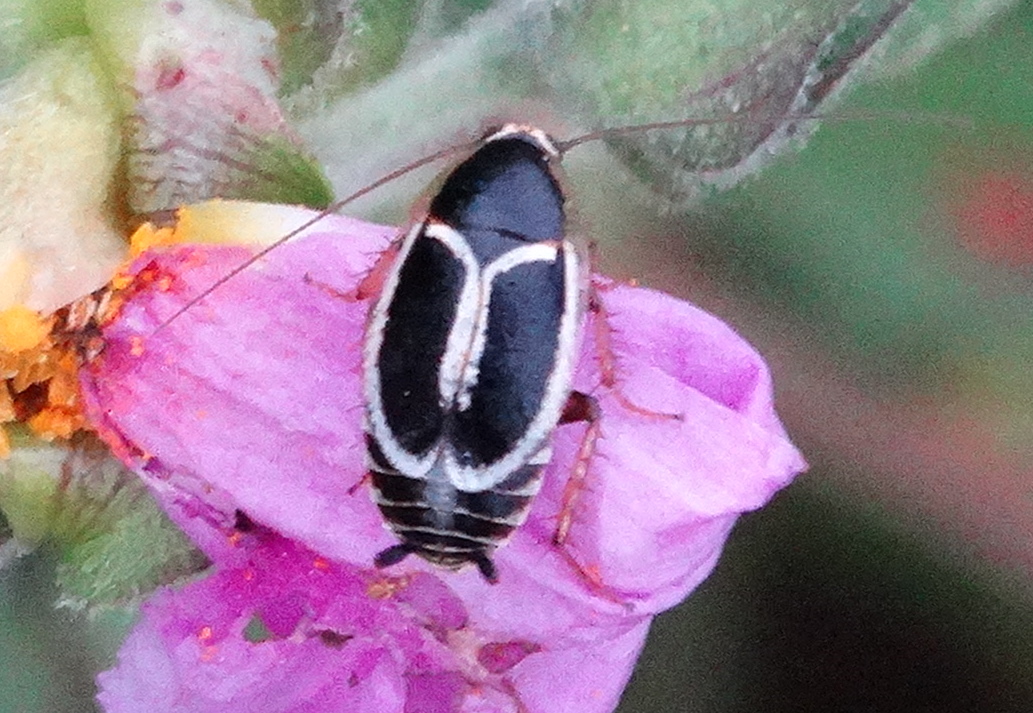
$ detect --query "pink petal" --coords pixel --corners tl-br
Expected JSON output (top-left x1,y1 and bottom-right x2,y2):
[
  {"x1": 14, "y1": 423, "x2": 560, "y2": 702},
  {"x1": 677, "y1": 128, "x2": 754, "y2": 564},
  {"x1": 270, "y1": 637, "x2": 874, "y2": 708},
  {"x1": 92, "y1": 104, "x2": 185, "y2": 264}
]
[
  {"x1": 97, "y1": 533, "x2": 619, "y2": 713},
  {"x1": 82, "y1": 206, "x2": 806, "y2": 711},
  {"x1": 97, "y1": 537, "x2": 421, "y2": 713},
  {"x1": 82, "y1": 209, "x2": 804, "y2": 603},
  {"x1": 501, "y1": 620, "x2": 652, "y2": 713},
  {"x1": 82, "y1": 214, "x2": 397, "y2": 566}
]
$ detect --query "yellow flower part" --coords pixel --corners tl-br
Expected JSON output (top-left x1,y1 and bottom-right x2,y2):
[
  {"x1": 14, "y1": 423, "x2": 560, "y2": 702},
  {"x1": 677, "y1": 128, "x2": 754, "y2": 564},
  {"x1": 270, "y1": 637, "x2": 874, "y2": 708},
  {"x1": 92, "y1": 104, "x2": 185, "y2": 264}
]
[
  {"x1": 0, "y1": 305, "x2": 53, "y2": 353},
  {"x1": 129, "y1": 222, "x2": 181, "y2": 259}
]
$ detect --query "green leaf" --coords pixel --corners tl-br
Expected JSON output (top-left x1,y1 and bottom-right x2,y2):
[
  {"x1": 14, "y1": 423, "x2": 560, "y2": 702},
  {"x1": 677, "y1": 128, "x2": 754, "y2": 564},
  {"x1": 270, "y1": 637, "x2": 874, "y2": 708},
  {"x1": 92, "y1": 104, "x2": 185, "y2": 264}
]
[
  {"x1": 290, "y1": 0, "x2": 1017, "y2": 217},
  {"x1": 539, "y1": 0, "x2": 1021, "y2": 203},
  {"x1": 242, "y1": 614, "x2": 277, "y2": 643},
  {"x1": 255, "y1": 0, "x2": 423, "y2": 98},
  {"x1": 0, "y1": 433, "x2": 207, "y2": 610},
  {"x1": 0, "y1": 0, "x2": 91, "y2": 78}
]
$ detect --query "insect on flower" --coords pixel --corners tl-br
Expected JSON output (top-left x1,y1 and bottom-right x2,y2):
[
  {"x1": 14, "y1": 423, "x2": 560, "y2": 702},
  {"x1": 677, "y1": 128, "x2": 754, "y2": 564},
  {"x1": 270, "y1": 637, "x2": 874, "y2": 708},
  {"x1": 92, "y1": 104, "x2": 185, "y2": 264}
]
[
  {"x1": 72, "y1": 99, "x2": 814, "y2": 710},
  {"x1": 113, "y1": 112, "x2": 836, "y2": 585},
  {"x1": 362, "y1": 124, "x2": 606, "y2": 582}
]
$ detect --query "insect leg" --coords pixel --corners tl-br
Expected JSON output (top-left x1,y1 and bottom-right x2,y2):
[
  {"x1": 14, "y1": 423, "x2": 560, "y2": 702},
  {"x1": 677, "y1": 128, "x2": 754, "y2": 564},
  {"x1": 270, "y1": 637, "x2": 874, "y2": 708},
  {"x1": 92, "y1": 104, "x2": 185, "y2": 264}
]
[
  {"x1": 588, "y1": 280, "x2": 682, "y2": 421},
  {"x1": 552, "y1": 391, "x2": 601, "y2": 547},
  {"x1": 301, "y1": 273, "x2": 355, "y2": 301},
  {"x1": 373, "y1": 539, "x2": 499, "y2": 584},
  {"x1": 346, "y1": 471, "x2": 371, "y2": 496},
  {"x1": 373, "y1": 543, "x2": 415, "y2": 569},
  {"x1": 353, "y1": 237, "x2": 402, "y2": 301},
  {"x1": 550, "y1": 405, "x2": 631, "y2": 605}
]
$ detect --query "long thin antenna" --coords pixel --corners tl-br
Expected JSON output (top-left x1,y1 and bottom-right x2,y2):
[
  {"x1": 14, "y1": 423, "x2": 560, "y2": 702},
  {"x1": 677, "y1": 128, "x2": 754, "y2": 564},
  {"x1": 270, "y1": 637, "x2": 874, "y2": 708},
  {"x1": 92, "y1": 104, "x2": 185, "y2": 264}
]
[
  {"x1": 555, "y1": 109, "x2": 975, "y2": 153},
  {"x1": 153, "y1": 108, "x2": 976, "y2": 331},
  {"x1": 153, "y1": 136, "x2": 482, "y2": 333}
]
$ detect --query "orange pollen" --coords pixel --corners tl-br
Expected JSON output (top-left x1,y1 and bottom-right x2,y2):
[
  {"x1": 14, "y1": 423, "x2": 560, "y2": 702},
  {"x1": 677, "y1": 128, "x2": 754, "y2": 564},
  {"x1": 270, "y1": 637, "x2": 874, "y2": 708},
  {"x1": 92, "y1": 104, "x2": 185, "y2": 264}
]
[
  {"x1": 0, "y1": 306, "x2": 52, "y2": 352},
  {"x1": 110, "y1": 273, "x2": 133, "y2": 291},
  {"x1": 0, "y1": 304, "x2": 99, "y2": 445},
  {"x1": 129, "y1": 336, "x2": 145, "y2": 356},
  {"x1": 366, "y1": 574, "x2": 410, "y2": 600},
  {"x1": 135, "y1": 266, "x2": 159, "y2": 285},
  {"x1": 198, "y1": 625, "x2": 213, "y2": 642},
  {"x1": 312, "y1": 557, "x2": 330, "y2": 572},
  {"x1": 27, "y1": 407, "x2": 84, "y2": 440},
  {"x1": 128, "y1": 222, "x2": 183, "y2": 257}
]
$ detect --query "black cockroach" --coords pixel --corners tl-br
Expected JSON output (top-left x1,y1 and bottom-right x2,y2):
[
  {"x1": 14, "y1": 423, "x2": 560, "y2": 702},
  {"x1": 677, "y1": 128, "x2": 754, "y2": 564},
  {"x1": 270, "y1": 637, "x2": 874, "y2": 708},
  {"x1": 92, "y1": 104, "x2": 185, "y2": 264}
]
[
  {"x1": 361, "y1": 124, "x2": 594, "y2": 582},
  {"x1": 153, "y1": 110, "x2": 963, "y2": 583}
]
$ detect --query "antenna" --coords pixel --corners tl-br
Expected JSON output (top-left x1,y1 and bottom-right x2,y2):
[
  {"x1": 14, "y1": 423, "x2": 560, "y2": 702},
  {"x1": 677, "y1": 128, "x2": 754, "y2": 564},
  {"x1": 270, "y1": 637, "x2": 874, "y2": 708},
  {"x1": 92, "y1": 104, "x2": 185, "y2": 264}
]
[
  {"x1": 152, "y1": 108, "x2": 975, "y2": 331},
  {"x1": 152, "y1": 136, "x2": 482, "y2": 332},
  {"x1": 555, "y1": 109, "x2": 975, "y2": 153}
]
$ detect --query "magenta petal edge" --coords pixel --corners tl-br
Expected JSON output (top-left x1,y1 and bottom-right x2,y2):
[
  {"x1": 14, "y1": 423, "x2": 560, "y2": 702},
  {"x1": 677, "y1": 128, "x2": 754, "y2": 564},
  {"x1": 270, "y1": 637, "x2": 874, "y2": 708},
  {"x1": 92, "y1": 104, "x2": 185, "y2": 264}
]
[{"x1": 80, "y1": 207, "x2": 806, "y2": 713}]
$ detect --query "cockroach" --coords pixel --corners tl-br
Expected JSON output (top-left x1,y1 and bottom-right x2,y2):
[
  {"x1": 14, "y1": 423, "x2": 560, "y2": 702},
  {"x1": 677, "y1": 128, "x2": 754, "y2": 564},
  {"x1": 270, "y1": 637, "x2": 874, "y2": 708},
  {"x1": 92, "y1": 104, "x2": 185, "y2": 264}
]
[{"x1": 146, "y1": 109, "x2": 967, "y2": 583}]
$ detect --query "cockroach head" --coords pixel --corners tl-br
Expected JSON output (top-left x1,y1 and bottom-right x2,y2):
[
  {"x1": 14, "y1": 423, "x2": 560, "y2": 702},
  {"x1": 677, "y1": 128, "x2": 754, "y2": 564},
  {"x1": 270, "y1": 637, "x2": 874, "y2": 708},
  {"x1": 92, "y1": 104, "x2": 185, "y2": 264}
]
[{"x1": 481, "y1": 123, "x2": 561, "y2": 160}]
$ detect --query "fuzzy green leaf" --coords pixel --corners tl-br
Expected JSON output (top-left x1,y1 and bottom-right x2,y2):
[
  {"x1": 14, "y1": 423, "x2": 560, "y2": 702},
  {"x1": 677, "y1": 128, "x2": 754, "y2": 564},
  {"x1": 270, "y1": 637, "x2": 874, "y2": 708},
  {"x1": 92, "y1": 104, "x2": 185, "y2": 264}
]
[
  {"x1": 540, "y1": 0, "x2": 1019, "y2": 202},
  {"x1": 294, "y1": 0, "x2": 1017, "y2": 211},
  {"x1": 0, "y1": 434, "x2": 207, "y2": 610}
]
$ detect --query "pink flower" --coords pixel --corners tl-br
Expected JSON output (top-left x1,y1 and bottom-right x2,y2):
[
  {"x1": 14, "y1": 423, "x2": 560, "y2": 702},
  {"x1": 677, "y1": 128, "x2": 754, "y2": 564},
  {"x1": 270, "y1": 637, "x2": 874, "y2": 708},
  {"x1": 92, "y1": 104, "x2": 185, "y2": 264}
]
[
  {"x1": 81, "y1": 203, "x2": 805, "y2": 712},
  {"x1": 97, "y1": 533, "x2": 548, "y2": 713}
]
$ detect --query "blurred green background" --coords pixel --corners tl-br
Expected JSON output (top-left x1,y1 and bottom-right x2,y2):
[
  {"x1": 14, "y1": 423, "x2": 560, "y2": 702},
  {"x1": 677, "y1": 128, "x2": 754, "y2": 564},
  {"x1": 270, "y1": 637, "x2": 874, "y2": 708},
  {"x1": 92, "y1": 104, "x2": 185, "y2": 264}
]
[
  {"x1": 3, "y1": 1, "x2": 1033, "y2": 711},
  {"x1": 616, "y1": 2, "x2": 1033, "y2": 710}
]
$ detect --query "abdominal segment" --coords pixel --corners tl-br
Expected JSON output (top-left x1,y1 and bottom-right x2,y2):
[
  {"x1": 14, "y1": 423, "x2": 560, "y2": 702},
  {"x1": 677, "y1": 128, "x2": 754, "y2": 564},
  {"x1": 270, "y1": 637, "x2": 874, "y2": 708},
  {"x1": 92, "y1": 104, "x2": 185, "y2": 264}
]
[{"x1": 369, "y1": 460, "x2": 543, "y2": 570}]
